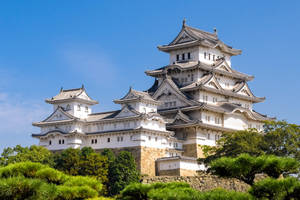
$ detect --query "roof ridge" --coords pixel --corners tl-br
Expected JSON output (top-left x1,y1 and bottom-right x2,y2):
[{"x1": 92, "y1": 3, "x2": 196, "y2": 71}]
[
  {"x1": 89, "y1": 110, "x2": 120, "y2": 116},
  {"x1": 62, "y1": 87, "x2": 83, "y2": 92},
  {"x1": 185, "y1": 25, "x2": 217, "y2": 38}
]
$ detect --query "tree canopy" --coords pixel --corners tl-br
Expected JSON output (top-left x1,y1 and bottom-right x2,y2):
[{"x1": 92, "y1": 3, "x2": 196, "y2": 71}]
[
  {"x1": 0, "y1": 145, "x2": 54, "y2": 167},
  {"x1": 0, "y1": 162, "x2": 104, "y2": 200},
  {"x1": 200, "y1": 121, "x2": 300, "y2": 166},
  {"x1": 209, "y1": 154, "x2": 299, "y2": 185},
  {"x1": 109, "y1": 151, "x2": 140, "y2": 196}
]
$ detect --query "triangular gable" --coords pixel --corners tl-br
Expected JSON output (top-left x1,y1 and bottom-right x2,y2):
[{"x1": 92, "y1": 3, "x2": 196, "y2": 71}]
[
  {"x1": 77, "y1": 90, "x2": 93, "y2": 101},
  {"x1": 236, "y1": 83, "x2": 255, "y2": 97},
  {"x1": 120, "y1": 89, "x2": 139, "y2": 100},
  {"x1": 214, "y1": 60, "x2": 233, "y2": 73},
  {"x1": 114, "y1": 105, "x2": 140, "y2": 118},
  {"x1": 43, "y1": 107, "x2": 75, "y2": 122},
  {"x1": 169, "y1": 28, "x2": 197, "y2": 45},
  {"x1": 204, "y1": 75, "x2": 223, "y2": 90},
  {"x1": 153, "y1": 78, "x2": 194, "y2": 107}
]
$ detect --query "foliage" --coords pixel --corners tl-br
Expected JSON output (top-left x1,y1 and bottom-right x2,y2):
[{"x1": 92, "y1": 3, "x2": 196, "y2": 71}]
[
  {"x1": 53, "y1": 147, "x2": 108, "y2": 185},
  {"x1": 0, "y1": 161, "x2": 104, "y2": 200},
  {"x1": 263, "y1": 120, "x2": 300, "y2": 161},
  {"x1": 198, "y1": 188, "x2": 253, "y2": 200},
  {"x1": 199, "y1": 121, "x2": 300, "y2": 166},
  {"x1": 109, "y1": 151, "x2": 140, "y2": 196},
  {"x1": 118, "y1": 182, "x2": 252, "y2": 200},
  {"x1": 209, "y1": 154, "x2": 299, "y2": 185},
  {"x1": 0, "y1": 176, "x2": 57, "y2": 200},
  {"x1": 249, "y1": 177, "x2": 300, "y2": 200},
  {"x1": 0, "y1": 145, "x2": 54, "y2": 167}
]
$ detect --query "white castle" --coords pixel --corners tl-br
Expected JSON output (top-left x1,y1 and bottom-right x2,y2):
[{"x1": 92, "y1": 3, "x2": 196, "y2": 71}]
[{"x1": 32, "y1": 21, "x2": 272, "y2": 176}]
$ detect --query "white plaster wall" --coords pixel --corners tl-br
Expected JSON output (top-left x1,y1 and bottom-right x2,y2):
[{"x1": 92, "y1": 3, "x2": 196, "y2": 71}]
[
  {"x1": 224, "y1": 113, "x2": 248, "y2": 130},
  {"x1": 158, "y1": 159, "x2": 204, "y2": 171},
  {"x1": 169, "y1": 47, "x2": 198, "y2": 64},
  {"x1": 215, "y1": 75, "x2": 236, "y2": 90},
  {"x1": 198, "y1": 47, "x2": 232, "y2": 66}
]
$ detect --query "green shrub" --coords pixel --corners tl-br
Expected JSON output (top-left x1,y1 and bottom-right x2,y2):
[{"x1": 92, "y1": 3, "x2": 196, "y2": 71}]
[
  {"x1": 35, "y1": 167, "x2": 68, "y2": 184},
  {"x1": 56, "y1": 185, "x2": 98, "y2": 200},
  {"x1": 0, "y1": 162, "x2": 105, "y2": 199},
  {"x1": 209, "y1": 154, "x2": 299, "y2": 185},
  {"x1": 64, "y1": 175, "x2": 103, "y2": 195},
  {"x1": 0, "y1": 161, "x2": 43, "y2": 178},
  {"x1": 249, "y1": 177, "x2": 300, "y2": 200},
  {"x1": 119, "y1": 182, "x2": 253, "y2": 200},
  {"x1": 199, "y1": 188, "x2": 253, "y2": 200},
  {"x1": 0, "y1": 177, "x2": 57, "y2": 200}
]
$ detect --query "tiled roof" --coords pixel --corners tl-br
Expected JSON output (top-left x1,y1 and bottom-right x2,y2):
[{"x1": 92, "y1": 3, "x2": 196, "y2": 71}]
[
  {"x1": 158, "y1": 22, "x2": 241, "y2": 56},
  {"x1": 45, "y1": 86, "x2": 98, "y2": 105},
  {"x1": 145, "y1": 60, "x2": 254, "y2": 81}
]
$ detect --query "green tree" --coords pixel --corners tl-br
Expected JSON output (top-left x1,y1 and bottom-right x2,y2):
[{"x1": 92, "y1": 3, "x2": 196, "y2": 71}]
[
  {"x1": 109, "y1": 151, "x2": 140, "y2": 196},
  {"x1": 0, "y1": 145, "x2": 54, "y2": 166},
  {"x1": 249, "y1": 177, "x2": 300, "y2": 200},
  {"x1": 209, "y1": 154, "x2": 299, "y2": 185},
  {"x1": 53, "y1": 147, "x2": 109, "y2": 185},
  {"x1": 200, "y1": 121, "x2": 300, "y2": 166},
  {"x1": 0, "y1": 162, "x2": 104, "y2": 200},
  {"x1": 199, "y1": 129, "x2": 264, "y2": 165},
  {"x1": 53, "y1": 148, "x2": 81, "y2": 175},
  {"x1": 263, "y1": 121, "x2": 300, "y2": 161}
]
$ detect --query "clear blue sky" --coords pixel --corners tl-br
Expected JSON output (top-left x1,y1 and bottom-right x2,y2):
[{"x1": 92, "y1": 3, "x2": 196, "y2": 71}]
[{"x1": 0, "y1": 0, "x2": 299, "y2": 152}]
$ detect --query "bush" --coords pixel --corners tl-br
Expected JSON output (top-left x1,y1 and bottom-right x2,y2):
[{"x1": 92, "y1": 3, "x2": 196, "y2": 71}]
[
  {"x1": 0, "y1": 177, "x2": 57, "y2": 200},
  {"x1": 56, "y1": 185, "x2": 98, "y2": 200},
  {"x1": 209, "y1": 154, "x2": 299, "y2": 185},
  {"x1": 249, "y1": 177, "x2": 300, "y2": 200},
  {"x1": 35, "y1": 167, "x2": 68, "y2": 184},
  {"x1": 199, "y1": 188, "x2": 253, "y2": 200},
  {"x1": 0, "y1": 161, "x2": 43, "y2": 178},
  {"x1": 0, "y1": 162, "x2": 104, "y2": 200},
  {"x1": 119, "y1": 182, "x2": 252, "y2": 200},
  {"x1": 64, "y1": 176, "x2": 103, "y2": 195}
]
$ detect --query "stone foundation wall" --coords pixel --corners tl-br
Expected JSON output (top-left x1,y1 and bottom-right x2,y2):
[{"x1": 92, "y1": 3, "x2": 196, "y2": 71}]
[
  {"x1": 141, "y1": 147, "x2": 165, "y2": 176},
  {"x1": 158, "y1": 168, "x2": 198, "y2": 176},
  {"x1": 96, "y1": 146, "x2": 165, "y2": 176},
  {"x1": 142, "y1": 172, "x2": 250, "y2": 192}
]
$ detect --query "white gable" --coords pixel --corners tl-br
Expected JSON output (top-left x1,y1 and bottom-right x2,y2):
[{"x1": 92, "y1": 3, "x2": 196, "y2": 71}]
[
  {"x1": 78, "y1": 91, "x2": 92, "y2": 100},
  {"x1": 153, "y1": 80, "x2": 193, "y2": 108},
  {"x1": 237, "y1": 84, "x2": 254, "y2": 97},
  {"x1": 44, "y1": 109, "x2": 73, "y2": 122},
  {"x1": 175, "y1": 31, "x2": 194, "y2": 44},
  {"x1": 114, "y1": 106, "x2": 139, "y2": 118}
]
